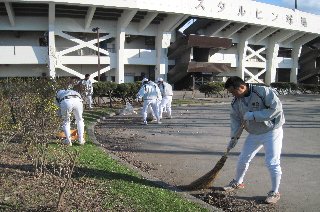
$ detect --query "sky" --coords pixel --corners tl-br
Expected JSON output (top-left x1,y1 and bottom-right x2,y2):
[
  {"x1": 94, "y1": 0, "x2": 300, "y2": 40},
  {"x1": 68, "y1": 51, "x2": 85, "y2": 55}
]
[
  {"x1": 179, "y1": 0, "x2": 320, "y2": 32},
  {"x1": 255, "y1": 0, "x2": 320, "y2": 15}
]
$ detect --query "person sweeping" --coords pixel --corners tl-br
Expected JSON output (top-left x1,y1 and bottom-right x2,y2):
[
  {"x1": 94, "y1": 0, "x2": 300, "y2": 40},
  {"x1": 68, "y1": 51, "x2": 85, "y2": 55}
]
[
  {"x1": 223, "y1": 76, "x2": 285, "y2": 204},
  {"x1": 56, "y1": 89, "x2": 85, "y2": 146}
]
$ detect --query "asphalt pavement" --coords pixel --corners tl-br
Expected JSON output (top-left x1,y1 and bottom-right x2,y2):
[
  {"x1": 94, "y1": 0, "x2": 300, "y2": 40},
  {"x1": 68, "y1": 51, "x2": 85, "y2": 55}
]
[{"x1": 118, "y1": 93, "x2": 320, "y2": 212}]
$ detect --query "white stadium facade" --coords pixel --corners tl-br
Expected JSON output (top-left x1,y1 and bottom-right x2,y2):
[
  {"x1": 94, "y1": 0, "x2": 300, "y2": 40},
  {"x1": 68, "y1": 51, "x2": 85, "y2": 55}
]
[{"x1": 0, "y1": 0, "x2": 320, "y2": 87}]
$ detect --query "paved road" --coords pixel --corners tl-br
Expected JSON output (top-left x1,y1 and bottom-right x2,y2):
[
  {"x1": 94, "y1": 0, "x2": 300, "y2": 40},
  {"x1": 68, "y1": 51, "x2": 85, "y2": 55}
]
[{"x1": 96, "y1": 94, "x2": 320, "y2": 212}]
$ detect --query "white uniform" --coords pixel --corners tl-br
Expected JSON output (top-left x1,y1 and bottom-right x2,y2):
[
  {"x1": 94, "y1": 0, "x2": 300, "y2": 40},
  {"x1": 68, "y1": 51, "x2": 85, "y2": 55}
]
[
  {"x1": 56, "y1": 89, "x2": 85, "y2": 145},
  {"x1": 82, "y1": 79, "x2": 93, "y2": 108},
  {"x1": 137, "y1": 82, "x2": 162, "y2": 124},
  {"x1": 158, "y1": 81, "x2": 173, "y2": 119},
  {"x1": 230, "y1": 84, "x2": 285, "y2": 193}
]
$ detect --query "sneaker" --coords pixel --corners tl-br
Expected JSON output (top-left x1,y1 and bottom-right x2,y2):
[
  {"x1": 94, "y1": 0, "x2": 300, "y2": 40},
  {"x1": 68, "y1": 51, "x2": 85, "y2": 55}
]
[
  {"x1": 142, "y1": 121, "x2": 148, "y2": 125},
  {"x1": 63, "y1": 140, "x2": 72, "y2": 146},
  {"x1": 223, "y1": 179, "x2": 245, "y2": 191},
  {"x1": 166, "y1": 116, "x2": 172, "y2": 119},
  {"x1": 265, "y1": 191, "x2": 280, "y2": 204},
  {"x1": 79, "y1": 140, "x2": 86, "y2": 145},
  {"x1": 157, "y1": 121, "x2": 162, "y2": 124}
]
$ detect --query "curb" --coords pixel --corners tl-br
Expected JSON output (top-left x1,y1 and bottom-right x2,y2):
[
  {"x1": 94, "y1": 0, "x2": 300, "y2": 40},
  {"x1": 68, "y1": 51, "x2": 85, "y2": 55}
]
[{"x1": 87, "y1": 119, "x2": 222, "y2": 212}]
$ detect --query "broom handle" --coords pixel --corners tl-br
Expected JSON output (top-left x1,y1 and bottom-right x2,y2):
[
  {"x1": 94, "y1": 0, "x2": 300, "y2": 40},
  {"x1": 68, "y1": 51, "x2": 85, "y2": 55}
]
[{"x1": 225, "y1": 122, "x2": 245, "y2": 155}]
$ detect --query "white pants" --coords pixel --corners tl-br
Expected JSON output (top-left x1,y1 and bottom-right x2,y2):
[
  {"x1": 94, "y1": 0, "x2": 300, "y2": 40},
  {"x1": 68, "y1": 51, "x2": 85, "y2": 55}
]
[
  {"x1": 235, "y1": 127, "x2": 283, "y2": 193},
  {"x1": 159, "y1": 96, "x2": 172, "y2": 118},
  {"x1": 86, "y1": 94, "x2": 93, "y2": 108},
  {"x1": 60, "y1": 98, "x2": 85, "y2": 143},
  {"x1": 142, "y1": 99, "x2": 160, "y2": 122}
]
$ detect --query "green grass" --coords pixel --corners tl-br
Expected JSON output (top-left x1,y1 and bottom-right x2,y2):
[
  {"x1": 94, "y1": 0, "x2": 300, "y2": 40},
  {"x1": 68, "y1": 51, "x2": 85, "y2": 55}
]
[
  {"x1": 82, "y1": 107, "x2": 115, "y2": 123},
  {"x1": 66, "y1": 108, "x2": 209, "y2": 211},
  {"x1": 172, "y1": 99, "x2": 199, "y2": 106},
  {"x1": 172, "y1": 99, "x2": 213, "y2": 106}
]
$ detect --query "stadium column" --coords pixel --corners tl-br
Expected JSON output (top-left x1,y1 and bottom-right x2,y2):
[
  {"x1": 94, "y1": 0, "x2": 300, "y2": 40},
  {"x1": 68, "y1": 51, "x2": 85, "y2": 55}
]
[
  {"x1": 155, "y1": 32, "x2": 171, "y2": 81},
  {"x1": 237, "y1": 26, "x2": 266, "y2": 82},
  {"x1": 265, "y1": 30, "x2": 296, "y2": 85},
  {"x1": 155, "y1": 14, "x2": 187, "y2": 81},
  {"x1": 116, "y1": 28, "x2": 125, "y2": 84},
  {"x1": 290, "y1": 45, "x2": 302, "y2": 84},
  {"x1": 116, "y1": 9, "x2": 137, "y2": 84},
  {"x1": 237, "y1": 40, "x2": 247, "y2": 80},
  {"x1": 265, "y1": 42, "x2": 279, "y2": 85},
  {"x1": 48, "y1": 3, "x2": 56, "y2": 79}
]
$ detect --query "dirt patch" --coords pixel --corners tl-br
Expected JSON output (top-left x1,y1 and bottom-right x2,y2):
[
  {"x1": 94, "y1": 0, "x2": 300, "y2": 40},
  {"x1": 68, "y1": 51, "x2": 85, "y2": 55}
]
[
  {"x1": 196, "y1": 191, "x2": 278, "y2": 212},
  {"x1": 95, "y1": 116, "x2": 157, "y2": 173},
  {"x1": 95, "y1": 112, "x2": 280, "y2": 212},
  {"x1": 0, "y1": 140, "x2": 128, "y2": 211}
]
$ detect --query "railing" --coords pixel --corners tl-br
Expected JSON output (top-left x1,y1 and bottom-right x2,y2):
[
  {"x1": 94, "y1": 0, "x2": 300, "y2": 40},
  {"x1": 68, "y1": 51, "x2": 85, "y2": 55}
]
[
  {"x1": 0, "y1": 46, "x2": 157, "y2": 65},
  {"x1": 124, "y1": 49, "x2": 156, "y2": 58},
  {"x1": 210, "y1": 53, "x2": 294, "y2": 68},
  {"x1": 54, "y1": 47, "x2": 155, "y2": 59},
  {"x1": 55, "y1": 47, "x2": 115, "y2": 56}
]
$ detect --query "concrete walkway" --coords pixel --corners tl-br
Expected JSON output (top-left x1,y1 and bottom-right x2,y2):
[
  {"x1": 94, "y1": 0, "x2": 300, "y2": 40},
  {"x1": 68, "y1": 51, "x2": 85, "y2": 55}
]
[{"x1": 95, "y1": 93, "x2": 320, "y2": 211}]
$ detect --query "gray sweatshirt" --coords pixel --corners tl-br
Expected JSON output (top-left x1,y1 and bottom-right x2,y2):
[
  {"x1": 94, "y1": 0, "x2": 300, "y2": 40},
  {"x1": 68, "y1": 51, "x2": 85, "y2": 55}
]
[{"x1": 230, "y1": 84, "x2": 285, "y2": 137}]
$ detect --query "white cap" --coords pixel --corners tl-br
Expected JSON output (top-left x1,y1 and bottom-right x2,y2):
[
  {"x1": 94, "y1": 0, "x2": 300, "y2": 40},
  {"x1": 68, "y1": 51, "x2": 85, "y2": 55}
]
[
  {"x1": 157, "y1": 78, "x2": 163, "y2": 82},
  {"x1": 141, "y1": 78, "x2": 149, "y2": 83}
]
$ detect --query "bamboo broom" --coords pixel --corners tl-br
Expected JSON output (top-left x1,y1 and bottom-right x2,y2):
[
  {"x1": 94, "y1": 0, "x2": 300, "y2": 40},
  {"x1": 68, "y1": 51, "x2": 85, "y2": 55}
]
[{"x1": 182, "y1": 123, "x2": 245, "y2": 190}]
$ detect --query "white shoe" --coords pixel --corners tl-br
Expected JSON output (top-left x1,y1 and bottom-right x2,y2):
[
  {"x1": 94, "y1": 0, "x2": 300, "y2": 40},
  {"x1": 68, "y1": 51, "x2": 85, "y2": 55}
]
[
  {"x1": 265, "y1": 191, "x2": 280, "y2": 204},
  {"x1": 142, "y1": 121, "x2": 148, "y2": 125},
  {"x1": 223, "y1": 179, "x2": 245, "y2": 191},
  {"x1": 79, "y1": 140, "x2": 86, "y2": 145},
  {"x1": 157, "y1": 121, "x2": 162, "y2": 124},
  {"x1": 63, "y1": 140, "x2": 72, "y2": 146}
]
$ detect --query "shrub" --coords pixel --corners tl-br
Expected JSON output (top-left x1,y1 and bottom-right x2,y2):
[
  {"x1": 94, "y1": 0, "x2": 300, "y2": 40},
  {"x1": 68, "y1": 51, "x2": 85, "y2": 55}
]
[{"x1": 199, "y1": 82, "x2": 225, "y2": 97}]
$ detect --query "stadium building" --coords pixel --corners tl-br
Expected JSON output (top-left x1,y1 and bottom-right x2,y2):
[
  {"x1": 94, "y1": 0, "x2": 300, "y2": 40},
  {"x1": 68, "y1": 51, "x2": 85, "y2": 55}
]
[{"x1": 0, "y1": 0, "x2": 319, "y2": 88}]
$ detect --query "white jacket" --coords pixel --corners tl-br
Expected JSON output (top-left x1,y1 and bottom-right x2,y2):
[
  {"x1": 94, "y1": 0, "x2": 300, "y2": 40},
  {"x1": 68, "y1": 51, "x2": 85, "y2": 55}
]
[
  {"x1": 159, "y1": 82, "x2": 173, "y2": 97},
  {"x1": 137, "y1": 82, "x2": 161, "y2": 100},
  {"x1": 56, "y1": 89, "x2": 82, "y2": 105},
  {"x1": 82, "y1": 79, "x2": 93, "y2": 95},
  {"x1": 230, "y1": 84, "x2": 285, "y2": 137}
]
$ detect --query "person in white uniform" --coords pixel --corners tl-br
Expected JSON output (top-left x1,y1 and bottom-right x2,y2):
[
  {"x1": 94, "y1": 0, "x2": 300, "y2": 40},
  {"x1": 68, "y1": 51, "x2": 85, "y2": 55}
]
[
  {"x1": 157, "y1": 78, "x2": 173, "y2": 119},
  {"x1": 82, "y1": 74, "x2": 94, "y2": 109},
  {"x1": 56, "y1": 89, "x2": 85, "y2": 146},
  {"x1": 136, "y1": 78, "x2": 162, "y2": 125},
  {"x1": 223, "y1": 76, "x2": 285, "y2": 204}
]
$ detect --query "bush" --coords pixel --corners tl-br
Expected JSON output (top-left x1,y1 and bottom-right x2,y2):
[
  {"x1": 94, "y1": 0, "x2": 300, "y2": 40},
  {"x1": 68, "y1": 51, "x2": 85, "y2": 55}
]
[
  {"x1": 114, "y1": 82, "x2": 141, "y2": 104},
  {"x1": 0, "y1": 77, "x2": 62, "y2": 174},
  {"x1": 199, "y1": 82, "x2": 225, "y2": 97},
  {"x1": 93, "y1": 81, "x2": 118, "y2": 107}
]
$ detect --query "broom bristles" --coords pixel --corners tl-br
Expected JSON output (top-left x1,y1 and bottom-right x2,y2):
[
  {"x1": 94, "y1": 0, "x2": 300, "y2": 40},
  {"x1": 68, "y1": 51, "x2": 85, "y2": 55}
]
[
  {"x1": 181, "y1": 124, "x2": 244, "y2": 191},
  {"x1": 181, "y1": 155, "x2": 228, "y2": 190}
]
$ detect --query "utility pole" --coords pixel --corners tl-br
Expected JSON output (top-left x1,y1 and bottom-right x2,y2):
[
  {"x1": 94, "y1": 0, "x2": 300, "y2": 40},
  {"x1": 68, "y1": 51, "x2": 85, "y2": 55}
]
[
  {"x1": 295, "y1": 0, "x2": 297, "y2": 9},
  {"x1": 92, "y1": 27, "x2": 100, "y2": 81}
]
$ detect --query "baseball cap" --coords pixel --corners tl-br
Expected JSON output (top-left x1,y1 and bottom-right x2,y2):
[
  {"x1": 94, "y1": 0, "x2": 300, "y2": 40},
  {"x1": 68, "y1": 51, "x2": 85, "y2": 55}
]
[
  {"x1": 141, "y1": 78, "x2": 149, "y2": 83},
  {"x1": 157, "y1": 78, "x2": 163, "y2": 82}
]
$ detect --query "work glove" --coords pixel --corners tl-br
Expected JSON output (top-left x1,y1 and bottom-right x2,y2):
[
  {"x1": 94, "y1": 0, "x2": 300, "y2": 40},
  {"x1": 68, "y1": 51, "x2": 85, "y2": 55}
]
[
  {"x1": 227, "y1": 137, "x2": 238, "y2": 151},
  {"x1": 56, "y1": 108, "x2": 62, "y2": 117},
  {"x1": 243, "y1": 111, "x2": 254, "y2": 121}
]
